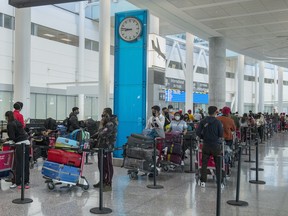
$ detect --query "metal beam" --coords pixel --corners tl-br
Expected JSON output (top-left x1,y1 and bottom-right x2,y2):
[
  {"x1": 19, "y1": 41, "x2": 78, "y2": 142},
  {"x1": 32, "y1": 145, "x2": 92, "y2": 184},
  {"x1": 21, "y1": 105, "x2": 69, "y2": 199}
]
[
  {"x1": 165, "y1": 35, "x2": 209, "y2": 51},
  {"x1": 47, "y1": 81, "x2": 99, "y2": 85}
]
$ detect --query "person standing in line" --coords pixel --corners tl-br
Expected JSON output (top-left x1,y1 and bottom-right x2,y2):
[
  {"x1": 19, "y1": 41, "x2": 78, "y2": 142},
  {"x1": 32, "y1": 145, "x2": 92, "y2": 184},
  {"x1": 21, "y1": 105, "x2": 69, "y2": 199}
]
[
  {"x1": 196, "y1": 106, "x2": 223, "y2": 188},
  {"x1": 13, "y1": 102, "x2": 25, "y2": 128},
  {"x1": 68, "y1": 107, "x2": 80, "y2": 132},
  {"x1": 162, "y1": 107, "x2": 171, "y2": 131},
  {"x1": 194, "y1": 109, "x2": 202, "y2": 122},
  {"x1": 187, "y1": 109, "x2": 195, "y2": 122},
  {"x1": 5, "y1": 111, "x2": 30, "y2": 189},
  {"x1": 92, "y1": 108, "x2": 118, "y2": 192},
  {"x1": 217, "y1": 107, "x2": 236, "y2": 148}
]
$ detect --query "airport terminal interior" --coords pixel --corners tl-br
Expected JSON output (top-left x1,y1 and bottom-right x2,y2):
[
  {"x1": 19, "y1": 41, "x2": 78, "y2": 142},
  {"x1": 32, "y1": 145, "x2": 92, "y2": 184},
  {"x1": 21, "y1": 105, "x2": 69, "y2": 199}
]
[{"x1": 1, "y1": 0, "x2": 288, "y2": 215}]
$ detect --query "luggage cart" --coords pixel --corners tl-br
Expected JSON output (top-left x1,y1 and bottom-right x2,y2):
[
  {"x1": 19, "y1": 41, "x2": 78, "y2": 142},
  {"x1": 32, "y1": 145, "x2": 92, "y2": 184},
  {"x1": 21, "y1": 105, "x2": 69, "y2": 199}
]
[
  {"x1": 123, "y1": 134, "x2": 156, "y2": 180},
  {"x1": 195, "y1": 140, "x2": 227, "y2": 186},
  {"x1": 0, "y1": 148, "x2": 15, "y2": 180},
  {"x1": 42, "y1": 142, "x2": 89, "y2": 191},
  {"x1": 158, "y1": 132, "x2": 184, "y2": 172}
]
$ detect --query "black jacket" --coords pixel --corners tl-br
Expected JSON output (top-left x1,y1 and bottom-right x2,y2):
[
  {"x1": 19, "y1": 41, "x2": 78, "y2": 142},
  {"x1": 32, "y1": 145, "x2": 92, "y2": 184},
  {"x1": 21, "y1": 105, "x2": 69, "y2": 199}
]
[
  {"x1": 68, "y1": 112, "x2": 80, "y2": 132},
  {"x1": 7, "y1": 120, "x2": 28, "y2": 143},
  {"x1": 97, "y1": 115, "x2": 118, "y2": 149},
  {"x1": 196, "y1": 116, "x2": 223, "y2": 146}
]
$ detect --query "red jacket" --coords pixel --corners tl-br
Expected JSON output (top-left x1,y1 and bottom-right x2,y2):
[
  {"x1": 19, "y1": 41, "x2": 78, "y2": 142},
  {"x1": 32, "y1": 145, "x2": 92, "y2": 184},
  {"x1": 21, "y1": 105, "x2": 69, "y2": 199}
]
[{"x1": 13, "y1": 110, "x2": 25, "y2": 128}]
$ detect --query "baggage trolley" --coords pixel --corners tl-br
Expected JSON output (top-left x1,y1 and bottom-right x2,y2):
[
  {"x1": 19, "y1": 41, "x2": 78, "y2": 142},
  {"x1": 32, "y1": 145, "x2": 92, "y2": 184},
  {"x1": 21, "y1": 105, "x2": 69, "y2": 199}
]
[
  {"x1": 42, "y1": 142, "x2": 89, "y2": 191},
  {"x1": 158, "y1": 132, "x2": 184, "y2": 172},
  {"x1": 195, "y1": 140, "x2": 227, "y2": 186},
  {"x1": 0, "y1": 147, "x2": 15, "y2": 180}
]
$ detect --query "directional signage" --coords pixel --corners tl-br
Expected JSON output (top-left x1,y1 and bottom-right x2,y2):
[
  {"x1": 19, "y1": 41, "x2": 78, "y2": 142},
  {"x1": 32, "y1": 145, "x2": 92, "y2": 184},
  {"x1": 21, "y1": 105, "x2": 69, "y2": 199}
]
[{"x1": 9, "y1": 0, "x2": 83, "y2": 8}]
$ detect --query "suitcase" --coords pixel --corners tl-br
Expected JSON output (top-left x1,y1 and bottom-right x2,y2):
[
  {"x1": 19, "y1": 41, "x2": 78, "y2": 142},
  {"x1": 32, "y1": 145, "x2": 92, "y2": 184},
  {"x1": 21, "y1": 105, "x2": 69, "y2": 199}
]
[
  {"x1": 131, "y1": 133, "x2": 154, "y2": 141},
  {"x1": 41, "y1": 161, "x2": 80, "y2": 183},
  {"x1": 47, "y1": 149, "x2": 82, "y2": 167},
  {"x1": 123, "y1": 157, "x2": 151, "y2": 171},
  {"x1": 165, "y1": 132, "x2": 182, "y2": 143},
  {"x1": 166, "y1": 154, "x2": 182, "y2": 165},
  {"x1": 125, "y1": 148, "x2": 155, "y2": 161},
  {"x1": 165, "y1": 143, "x2": 182, "y2": 156},
  {"x1": 55, "y1": 137, "x2": 79, "y2": 148},
  {"x1": 127, "y1": 136, "x2": 154, "y2": 149}
]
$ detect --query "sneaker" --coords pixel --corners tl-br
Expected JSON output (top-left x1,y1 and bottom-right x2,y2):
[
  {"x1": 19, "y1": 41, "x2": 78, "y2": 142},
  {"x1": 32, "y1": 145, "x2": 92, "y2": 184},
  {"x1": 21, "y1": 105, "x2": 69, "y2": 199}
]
[
  {"x1": 200, "y1": 182, "x2": 206, "y2": 188},
  {"x1": 25, "y1": 184, "x2": 30, "y2": 189},
  {"x1": 103, "y1": 185, "x2": 112, "y2": 192},
  {"x1": 10, "y1": 184, "x2": 17, "y2": 189},
  {"x1": 93, "y1": 182, "x2": 100, "y2": 188}
]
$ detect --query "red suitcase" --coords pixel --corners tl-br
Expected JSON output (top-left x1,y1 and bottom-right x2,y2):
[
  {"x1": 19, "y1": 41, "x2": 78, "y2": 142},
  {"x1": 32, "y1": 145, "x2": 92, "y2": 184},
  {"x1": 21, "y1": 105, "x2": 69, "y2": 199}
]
[{"x1": 47, "y1": 149, "x2": 82, "y2": 167}]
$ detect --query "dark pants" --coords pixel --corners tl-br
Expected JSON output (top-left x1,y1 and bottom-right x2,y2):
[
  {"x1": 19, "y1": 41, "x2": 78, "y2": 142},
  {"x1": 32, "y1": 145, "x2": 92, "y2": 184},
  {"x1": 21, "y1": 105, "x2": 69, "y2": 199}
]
[
  {"x1": 15, "y1": 145, "x2": 30, "y2": 186},
  {"x1": 200, "y1": 144, "x2": 221, "y2": 183},
  {"x1": 258, "y1": 126, "x2": 264, "y2": 141},
  {"x1": 98, "y1": 152, "x2": 113, "y2": 186}
]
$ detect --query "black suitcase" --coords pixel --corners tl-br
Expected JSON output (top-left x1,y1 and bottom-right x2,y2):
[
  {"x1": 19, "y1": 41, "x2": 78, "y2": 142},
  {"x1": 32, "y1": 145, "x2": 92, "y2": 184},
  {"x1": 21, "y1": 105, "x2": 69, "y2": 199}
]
[
  {"x1": 127, "y1": 135, "x2": 154, "y2": 149},
  {"x1": 123, "y1": 157, "x2": 151, "y2": 171},
  {"x1": 126, "y1": 147, "x2": 155, "y2": 161},
  {"x1": 164, "y1": 143, "x2": 182, "y2": 156}
]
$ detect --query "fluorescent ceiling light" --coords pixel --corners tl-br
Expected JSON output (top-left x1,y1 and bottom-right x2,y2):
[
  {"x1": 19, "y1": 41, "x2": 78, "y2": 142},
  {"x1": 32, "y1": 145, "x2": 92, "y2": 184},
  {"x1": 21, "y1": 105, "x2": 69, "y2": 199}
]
[
  {"x1": 61, "y1": 38, "x2": 72, "y2": 42},
  {"x1": 43, "y1": 33, "x2": 55, "y2": 38}
]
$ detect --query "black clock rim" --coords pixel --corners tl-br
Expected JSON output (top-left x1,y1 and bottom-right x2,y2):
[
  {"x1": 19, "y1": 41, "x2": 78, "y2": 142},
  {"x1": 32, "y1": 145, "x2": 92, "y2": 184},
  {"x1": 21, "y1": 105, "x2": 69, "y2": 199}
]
[{"x1": 118, "y1": 16, "x2": 143, "y2": 42}]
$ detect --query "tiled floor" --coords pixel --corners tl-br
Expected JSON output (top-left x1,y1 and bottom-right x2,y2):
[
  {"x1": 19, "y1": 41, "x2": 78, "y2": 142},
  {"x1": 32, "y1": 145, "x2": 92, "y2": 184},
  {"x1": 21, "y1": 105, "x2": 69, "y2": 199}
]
[{"x1": 1, "y1": 132, "x2": 288, "y2": 216}]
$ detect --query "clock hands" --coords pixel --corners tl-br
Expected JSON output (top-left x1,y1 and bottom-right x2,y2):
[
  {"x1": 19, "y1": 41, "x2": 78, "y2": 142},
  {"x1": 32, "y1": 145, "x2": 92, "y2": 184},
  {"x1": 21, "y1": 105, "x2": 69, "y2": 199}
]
[{"x1": 121, "y1": 28, "x2": 133, "y2": 31}]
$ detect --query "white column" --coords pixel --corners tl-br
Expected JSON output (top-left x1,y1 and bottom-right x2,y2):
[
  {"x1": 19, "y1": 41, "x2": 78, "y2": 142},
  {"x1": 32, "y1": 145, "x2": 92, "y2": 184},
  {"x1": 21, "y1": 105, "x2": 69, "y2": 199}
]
[
  {"x1": 185, "y1": 33, "x2": 194, "y2": 113},
  {"x1": 14, "y1": 8, "x2": 31, "y2": 119},
  {"x1": 98, "y1": 0, "x2": 111, "y2": 116},
  {"x1": 77, "y1": 2, "x2": 85, "y2": 120},
  {"x1": 254, "y1": 64, "x2": 258, "y2": 113},
  {"x1": 237, "y1": 55, "x2": 244, "y2": 115},
  {"x1": 209, "y1": 37, "x2": 226, "y2": 109},
  {"x1": 278, "y1": 67, "x2": 284, "y2": 113},
  {"x1": 258, "y1": 62, "x2": 265, "y2": 112},
  {"x1": 149, "y1": 15, "x2": 159, "y2": 34},
  {"x1": 274, "y1": 65, "x2": 278, "y2": 109}
]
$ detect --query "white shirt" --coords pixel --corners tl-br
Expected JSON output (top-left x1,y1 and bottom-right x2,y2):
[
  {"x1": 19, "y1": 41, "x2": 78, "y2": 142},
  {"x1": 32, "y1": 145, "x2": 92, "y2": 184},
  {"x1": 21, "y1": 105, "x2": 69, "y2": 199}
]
[
  {"x1": 146, "y1": 114, "x2": 165, "y2": 129},
  {"x1": 194, "y1": 113, "x2": 202, "y2": 121}
]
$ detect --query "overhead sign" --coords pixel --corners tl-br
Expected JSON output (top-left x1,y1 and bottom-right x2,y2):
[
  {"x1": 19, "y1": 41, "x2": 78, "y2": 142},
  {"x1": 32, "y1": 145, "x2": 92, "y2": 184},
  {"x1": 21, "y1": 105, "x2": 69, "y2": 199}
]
[
  {"x1": 9, "y1": 0, "x2": 83, "y2": 8},
  {"x1": 165, "y1": 90, "x2": 208, "y2": 104},
  {"x1": 166, "y1": 78, "x2": 185, "y2": 90}
]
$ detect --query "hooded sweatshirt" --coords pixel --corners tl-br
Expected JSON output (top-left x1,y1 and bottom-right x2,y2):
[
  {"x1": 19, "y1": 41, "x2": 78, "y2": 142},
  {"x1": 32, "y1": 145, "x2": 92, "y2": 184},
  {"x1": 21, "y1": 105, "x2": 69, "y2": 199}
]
[{"x1": 196, "y1": 116, "x2": 223, "y2": 146}]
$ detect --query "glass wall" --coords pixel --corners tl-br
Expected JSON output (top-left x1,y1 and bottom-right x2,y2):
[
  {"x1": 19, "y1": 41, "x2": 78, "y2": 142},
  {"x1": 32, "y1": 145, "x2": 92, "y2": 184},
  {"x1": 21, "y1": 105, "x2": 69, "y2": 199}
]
[{"x1": 0, "y1": 92, "x2": 13, "y2": 120}]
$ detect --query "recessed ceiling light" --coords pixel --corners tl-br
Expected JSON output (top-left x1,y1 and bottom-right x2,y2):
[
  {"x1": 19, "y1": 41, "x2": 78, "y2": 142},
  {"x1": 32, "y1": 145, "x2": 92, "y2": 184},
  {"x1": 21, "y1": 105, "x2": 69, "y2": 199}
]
[
  {"x1": 43, "y1": 33, "x2": 55, "y2": 37},
  {"x1": 61, "y1": 38, "x2": 71, "y2": 42}
]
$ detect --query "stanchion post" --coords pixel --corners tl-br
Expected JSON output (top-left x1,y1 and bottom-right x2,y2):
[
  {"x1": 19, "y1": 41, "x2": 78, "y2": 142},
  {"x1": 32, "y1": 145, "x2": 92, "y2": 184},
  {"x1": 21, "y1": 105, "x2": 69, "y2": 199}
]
[
  {"x1": 90, "y1": 148, "x2": 112, "y2": 214},
  {"x1": 249, "y1": 139, "x2": 266, "y2": 185},
  {"x1": 245, "y1": 128, "x2": 255, "y2": 163},
  {"x1": 216, "y1": 155, "x2": 222, "y2": 216},
  {"x1": 227, "y1": 146, "x2": 248, "y2": 206},
  {"x1": 12, "y1": 143, "x2": 33, "y2": 204},
  {"x1": 147, "y1": 139, "x2": 163, "y2": 189}
]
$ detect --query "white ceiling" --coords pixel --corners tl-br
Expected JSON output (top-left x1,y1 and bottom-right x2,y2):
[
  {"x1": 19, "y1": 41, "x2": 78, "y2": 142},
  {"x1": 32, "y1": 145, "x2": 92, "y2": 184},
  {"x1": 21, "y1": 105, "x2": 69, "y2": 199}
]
[{"x1": 128, "y1": 0, "x2": 288, "y2": 68}]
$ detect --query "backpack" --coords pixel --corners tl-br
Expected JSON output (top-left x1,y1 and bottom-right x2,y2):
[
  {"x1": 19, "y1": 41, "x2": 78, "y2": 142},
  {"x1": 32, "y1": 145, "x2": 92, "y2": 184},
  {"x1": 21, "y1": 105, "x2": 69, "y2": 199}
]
[
  {"x1": 200, "y1": 118, "x2": 217, "y2": 139},
  {"x1": 62, "y1": 117, "x2": 70, "y2": 131},
  {"x1": 44, "y1": 118, "x2": 57, "y2": 130}
]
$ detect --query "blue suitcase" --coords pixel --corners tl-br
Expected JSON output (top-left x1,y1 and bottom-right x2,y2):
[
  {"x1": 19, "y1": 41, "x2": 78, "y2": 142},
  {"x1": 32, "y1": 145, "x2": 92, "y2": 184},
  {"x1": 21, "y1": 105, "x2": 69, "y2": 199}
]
[
  {"x1": 55, "y1": 137, "x2": 79, "y2": 148},
  {"x1": 41, "y1": 161, "x2": 80, "y2": 183}
]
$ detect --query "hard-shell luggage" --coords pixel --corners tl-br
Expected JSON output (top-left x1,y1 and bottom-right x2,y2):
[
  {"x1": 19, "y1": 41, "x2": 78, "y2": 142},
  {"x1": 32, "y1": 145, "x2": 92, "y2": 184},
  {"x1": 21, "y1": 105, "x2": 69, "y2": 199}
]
[
  {"x1": 131, "y1": 133, "x2": 154, "y2": 141},
  {"x1": 127, "y1": 136, "x2": 154, "y2": 149},
  {"x1": 55, "y1": 137, "x2": 79, "y2": 148},
  {"x1": 123, "y1": 157, "x2": 151, "y2": 171},
  {"x1": 166, "y1": 154, "x2": 182, "y2": 165},
  {"x1": 164, "y1": 143, "x2": 182, "y2": 156},
  {"x1": 125, "y1": 148, "x2": 155, "y2": 161},
  {"x1": 47, "y1": 149, "x2": 82, "y2": 167},
  {"x1": 41, "y1": 161, "x2": 80, "y2": 183},
  {"x1": 69, "y1": 129, "x2": 90, "y2": 144}
]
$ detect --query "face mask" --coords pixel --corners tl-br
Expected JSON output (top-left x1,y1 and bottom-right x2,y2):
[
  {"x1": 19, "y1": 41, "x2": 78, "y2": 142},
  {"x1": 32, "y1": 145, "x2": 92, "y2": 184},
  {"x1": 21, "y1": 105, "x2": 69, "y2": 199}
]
[
  {"x1": 152, "y1": 112, "x2": 156, "y2": 117},
  {"x1": 175, "y1": 116, "x2": 180, "y2": 121},
  {"x1": 75, "y1": 111, "x2": 79, "y2": 115},
  {"x1": 169, "y1": 109, "x2": 173, "y2": 112}
]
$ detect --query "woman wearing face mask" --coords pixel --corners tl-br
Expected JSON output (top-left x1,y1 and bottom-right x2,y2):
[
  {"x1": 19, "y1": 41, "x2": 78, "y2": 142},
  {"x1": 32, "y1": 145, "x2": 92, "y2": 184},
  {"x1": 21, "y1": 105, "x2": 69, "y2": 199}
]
[
  {"x1": 169, "y1": 112, "x2": 188, "y2": 135},
  {"x1": 145, "y1": 106, "x2": 165, "y2": 138}
]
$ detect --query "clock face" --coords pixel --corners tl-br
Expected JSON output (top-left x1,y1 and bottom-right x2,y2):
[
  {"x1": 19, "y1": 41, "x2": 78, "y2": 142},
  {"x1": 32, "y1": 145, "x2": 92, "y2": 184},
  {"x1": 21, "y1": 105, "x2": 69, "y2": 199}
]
[{"x1": 119, "y1": 17, "x2": 142, "y2": 42}]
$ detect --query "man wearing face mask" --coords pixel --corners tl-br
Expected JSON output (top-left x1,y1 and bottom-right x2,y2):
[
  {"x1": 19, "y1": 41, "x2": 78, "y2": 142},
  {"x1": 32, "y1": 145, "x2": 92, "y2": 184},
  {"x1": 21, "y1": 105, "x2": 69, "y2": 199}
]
[
  {"x1": 68, "y1": 107, "x2": 80, "y2": 132},
  {"x1": 145, "y1": 105, "x2": 165, "y2": 138}
]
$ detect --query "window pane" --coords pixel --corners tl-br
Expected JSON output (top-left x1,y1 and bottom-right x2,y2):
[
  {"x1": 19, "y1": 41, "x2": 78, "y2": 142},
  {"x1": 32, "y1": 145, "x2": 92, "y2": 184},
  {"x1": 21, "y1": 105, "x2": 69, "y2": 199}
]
[
  {"x1": 91, "y1": 97, "x2": 98, "y2": 120},
  {"x1": 84, "y1": 96, "x2": 92, "y2": 119},
  {"x1": 0, "y1": 13, "x2": 3, "y2": 27},
  {"x1": 36, "y1": 94, "x2": 47, "y2": 119},
  {"x1": 4, "y1": 14, "x2": 13, "y2": 29},
  {"x1": 57, "y1": 95, "x2": 67, "y2": 120},
  {"x1": 47, "y1": 95, "x2": 57, "y2": 119},
  {"x1": 85, "y1": 39, "x2": 92, "y2": 50},
  {"x1": 30, "y1": 93, "x2": 36, "y2": 119},
  {"x1": 67, "y1": 96, "x2": 76, "y2": 116},
  {"x1": 0, "y1": 92, "x2": 13, "y2": 121}
]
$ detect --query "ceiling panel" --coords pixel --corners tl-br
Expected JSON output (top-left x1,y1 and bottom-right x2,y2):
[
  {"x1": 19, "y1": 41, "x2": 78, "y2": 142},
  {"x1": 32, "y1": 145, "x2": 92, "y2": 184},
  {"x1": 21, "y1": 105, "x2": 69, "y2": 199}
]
[
  {"x1": 260, "y1": 0, "x2": 287, "y2": 11},
  {"x1": 239, "y1": 0, "x2": 266, "y2": 13},
  {"x1": 166, "y1": 0, "x2": 195, "y2": 8},
  {"x1": 220, "y1": 3, "x2": 248, "y2": 16},
  {"x1": 272, "y1": 11, "x2": 288, "y2": 21},
  {"x1": 184, "y1": 8, "x2": 210, "y2": 20},
  {"x1": 203, "y1": 6, "x2": 229, "y2": 18}
]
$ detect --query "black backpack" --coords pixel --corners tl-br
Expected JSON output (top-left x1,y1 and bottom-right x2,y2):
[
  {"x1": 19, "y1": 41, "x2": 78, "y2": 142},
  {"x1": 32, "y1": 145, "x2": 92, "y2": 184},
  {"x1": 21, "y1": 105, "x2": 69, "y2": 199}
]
[{"x1": 44, "y1": 118, "x2": 57, "y2": 130}]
